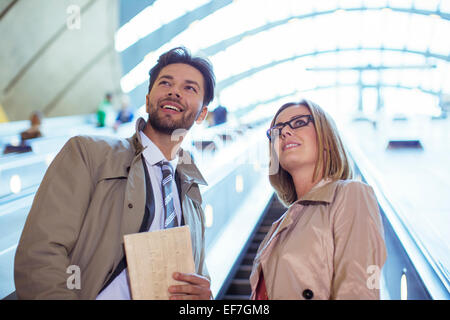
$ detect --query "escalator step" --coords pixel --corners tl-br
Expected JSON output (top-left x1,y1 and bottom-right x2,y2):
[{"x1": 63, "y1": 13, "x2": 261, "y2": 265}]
[
  {"x1": 253, "y1": 233, "x2": 266, "y2": 242},
  {"x1": 243, "y1": 253, "x2": 256, "y2": 265},
  {"x1": 248, "y1": 242, "x2": 260, "y2": 253},
  {"x1": 236, "y1": 265, "x2": 253, "y2": 278},
  {"x1": 226, "y1": 279, "x2": 251, "y2": 295},
  {"x1": 265, "y1": 212, "x2": 284, "y2": 220},
  {"x1": 258, "y1": 225, "x2": 271, "y2": 233},
  {"x1": 219, "y1": 197, "x2": 288, "y2": 299}
]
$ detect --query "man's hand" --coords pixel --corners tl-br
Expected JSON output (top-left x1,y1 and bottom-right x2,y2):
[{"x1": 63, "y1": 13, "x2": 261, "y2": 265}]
[{"x1": 168, "y1": 272, "x2": 212, "y2": 300}]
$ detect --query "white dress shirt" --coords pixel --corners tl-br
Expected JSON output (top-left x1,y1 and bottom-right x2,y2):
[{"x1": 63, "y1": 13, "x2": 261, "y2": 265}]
[{"x1": 96, "y1": 131, "x2": 182, "y2": 300}]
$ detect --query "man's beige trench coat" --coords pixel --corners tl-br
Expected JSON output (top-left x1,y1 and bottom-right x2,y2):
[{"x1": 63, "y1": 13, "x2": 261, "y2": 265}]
[
  {"x1": 250, "y1": 179, "x2": 387, "y2": 300},
  {"x1": 14, "y1": 118, "x2": 209, "y2": 299}
]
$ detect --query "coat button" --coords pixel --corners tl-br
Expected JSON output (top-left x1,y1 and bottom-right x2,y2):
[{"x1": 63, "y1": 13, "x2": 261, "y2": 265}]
[
  {"x1": 302, "y1": 289, "x2": 314, "y2": 300},
  {"x1": 128, "y1": 203, "x2": 133, "y2": 209}
]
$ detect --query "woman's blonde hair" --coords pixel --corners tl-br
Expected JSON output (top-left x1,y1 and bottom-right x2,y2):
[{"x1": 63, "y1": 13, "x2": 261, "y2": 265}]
[{"x1": 268, "y1": 99, "x2": 353, "y2": 207}]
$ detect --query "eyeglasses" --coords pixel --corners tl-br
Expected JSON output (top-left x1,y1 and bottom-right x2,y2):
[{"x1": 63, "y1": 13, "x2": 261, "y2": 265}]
[{"x1": 266, "y1": 115, "x2": 314, "y2": 141}]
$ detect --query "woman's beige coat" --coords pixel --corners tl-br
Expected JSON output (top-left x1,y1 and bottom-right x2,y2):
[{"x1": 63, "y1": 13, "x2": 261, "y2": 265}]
[{"x1": 250, "y1": 179, "x2": 387, "y2": 300}]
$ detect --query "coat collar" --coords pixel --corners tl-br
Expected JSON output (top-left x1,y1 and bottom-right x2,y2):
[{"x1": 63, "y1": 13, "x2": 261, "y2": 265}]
[
  {"x1": 278, "y1": 179, "x2": 338, "y2": 231},
  {"x1": 176, "y1": 150, "x2": 207, "y2": 186},
  {"x1": 293, "y1": 178, "x2": 338, "y2": 205},
  {"x1": 254, "y1": 179, "x2": 339, "y2": 264},
  {"x1": 131, "y1": 117, "x2": 207, "y2": 186},
  {"x1": 130, "y1": 118, "x2": 146, "y2": 156}
]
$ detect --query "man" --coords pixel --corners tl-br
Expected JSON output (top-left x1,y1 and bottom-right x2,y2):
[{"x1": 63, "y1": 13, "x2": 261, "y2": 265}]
[{"x1": 14, "y1": 47, "x2": 215, "y2": 300}]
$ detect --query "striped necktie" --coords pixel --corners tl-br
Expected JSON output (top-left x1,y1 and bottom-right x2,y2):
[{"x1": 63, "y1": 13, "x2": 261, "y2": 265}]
[{"x1": 158, "y1": 161, "x2": 178, "y2": 228}]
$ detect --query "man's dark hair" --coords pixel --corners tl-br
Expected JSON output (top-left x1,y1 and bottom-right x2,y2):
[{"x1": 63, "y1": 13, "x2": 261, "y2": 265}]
[{"x1": 148, "y1": 47, "x2": 215, "y2": 106}]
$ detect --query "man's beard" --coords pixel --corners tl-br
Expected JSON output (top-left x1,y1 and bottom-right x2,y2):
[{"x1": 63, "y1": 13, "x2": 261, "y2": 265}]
[{"x1": 147, "y1": 102, "x2": 198, "y2": 135}]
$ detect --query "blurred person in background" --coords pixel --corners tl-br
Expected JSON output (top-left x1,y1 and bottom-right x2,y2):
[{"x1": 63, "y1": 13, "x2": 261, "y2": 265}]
[
  {"x1": 113, "y1": 95, "x2": 134, "y2": 132},
  {"x1": 212, "y1": 105, "x2": 227, "y2": 126},
  {"x1": 20, "y1": 110, "x2": 43, "y2": 141},
  {"x1": 96, "y1": 92, "x2": 113, "y2": 127},
  {"x1": 3, "y1": 111, "x2": 43, "y2": 154},
  {"x1": 250, "y1": 99, "x2": 386, "y2": 300}
]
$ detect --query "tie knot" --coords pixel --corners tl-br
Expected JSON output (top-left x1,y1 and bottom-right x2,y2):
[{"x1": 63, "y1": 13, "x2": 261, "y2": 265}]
[{"x1": 158, "y1": 161, "x2": 173, "y2": 176}]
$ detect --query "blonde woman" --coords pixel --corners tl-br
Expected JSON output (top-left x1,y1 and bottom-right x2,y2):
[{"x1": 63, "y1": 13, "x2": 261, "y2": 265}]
[{"x1": 250, "y1": 99, "x2": 387, "y2": 300}]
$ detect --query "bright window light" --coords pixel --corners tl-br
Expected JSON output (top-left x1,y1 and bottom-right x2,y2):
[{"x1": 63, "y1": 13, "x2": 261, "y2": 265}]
[
  {"x1": 45, "y1": 154, "x2": 56, "y2": 166},
  {"x1": 235, "y1": 175, "x2": 244, "y2": 193},
  {"x1": 115, "y1": 0, "x2": 210, "y2": 52},
  {"x1": 414, "y1": 0, "x2": 440, "y2": 11},
  {"x1": 401, "y1": 272, "x2": 408, "y2": 300},
  {"x1": 121, "y1": 0, "x2": 449, "y2": 116},
  {"x1": 10, "y1": 174, "x2": 22, "y2": 194},
  {"x1": 204, "y1": 204, "x2": 214, "y2": 228}
]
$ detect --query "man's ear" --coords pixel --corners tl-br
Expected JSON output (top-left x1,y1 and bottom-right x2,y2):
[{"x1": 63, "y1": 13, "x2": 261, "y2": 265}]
[
  {"x1": 195, "y1": 106, "x2": 208, "y2": 124},
  {"x1": 145, "y1": 94, "x2": 150, "y2": 113}
]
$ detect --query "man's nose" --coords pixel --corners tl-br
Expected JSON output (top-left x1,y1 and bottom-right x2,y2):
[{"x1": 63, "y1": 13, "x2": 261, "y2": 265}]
[
  {"x1": 168, "y1": 87, "x2": 181, "y2": 98},
  {"x1": 168, "y1": 92, "x2": 180, "y2": 98}
]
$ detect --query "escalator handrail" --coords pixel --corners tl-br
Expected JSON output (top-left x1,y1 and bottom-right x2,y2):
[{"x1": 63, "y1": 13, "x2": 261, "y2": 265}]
[{"x1": 341, "y1": 129, "x2": 450, "y2": 299}]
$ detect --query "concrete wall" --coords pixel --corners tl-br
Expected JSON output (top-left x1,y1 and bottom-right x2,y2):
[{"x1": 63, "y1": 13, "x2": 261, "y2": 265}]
[{"x1": 0, "y1": 0, "x2": 122, "y2": 121}]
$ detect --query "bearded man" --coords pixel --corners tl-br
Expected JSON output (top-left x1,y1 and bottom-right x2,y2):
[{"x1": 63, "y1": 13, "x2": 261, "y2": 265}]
[{"x1": 14, "y1": 47, "x2": 215, "y2": 300}]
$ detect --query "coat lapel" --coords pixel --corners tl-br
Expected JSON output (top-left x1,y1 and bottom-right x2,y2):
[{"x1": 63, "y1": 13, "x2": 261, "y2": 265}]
[
  {"x1": 253, "y1": 180, "x2": 340, "y2": 278},
  {"x1": 119, "y1": 154, "x2": 146, "y2": 245},
  {"x1": 176, "y1": 149, "x2": 207, "y2": 204},
  {"x1": 254, "y1": 209, "x2": 294, "y2": 264},
  {"x1": 119, "y1": 121, "x2": 147, "y2": 244}
]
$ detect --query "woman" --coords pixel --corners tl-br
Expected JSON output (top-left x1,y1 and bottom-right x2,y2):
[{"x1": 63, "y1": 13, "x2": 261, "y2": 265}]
[{"x1": 250, "y1": 99, "x2": 387, "y2": 300}]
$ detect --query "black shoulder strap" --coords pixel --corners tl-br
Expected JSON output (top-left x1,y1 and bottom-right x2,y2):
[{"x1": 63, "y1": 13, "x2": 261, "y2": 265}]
[
  {"x1": 175, "y1": 170, "x2": 185, "y2": 226},
  {"x1": 139, "y1": 156, "x2": 155, "y2": 231}
]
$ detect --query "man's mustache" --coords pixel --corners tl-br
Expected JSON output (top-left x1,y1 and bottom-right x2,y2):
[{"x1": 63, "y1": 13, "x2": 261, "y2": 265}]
[{"x1": 158, "y1": 97, "x2": 185, "y2": 110}]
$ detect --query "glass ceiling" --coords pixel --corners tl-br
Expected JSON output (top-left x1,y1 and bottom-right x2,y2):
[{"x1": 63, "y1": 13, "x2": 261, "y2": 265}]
[{"x1": 118, "y1": 0, "x2": 450, "y2": 119}]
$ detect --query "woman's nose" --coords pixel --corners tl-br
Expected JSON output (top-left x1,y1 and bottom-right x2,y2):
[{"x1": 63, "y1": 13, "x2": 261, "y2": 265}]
[{"x1": 280, "y1": 126, "x2": 293, "y2": 139}]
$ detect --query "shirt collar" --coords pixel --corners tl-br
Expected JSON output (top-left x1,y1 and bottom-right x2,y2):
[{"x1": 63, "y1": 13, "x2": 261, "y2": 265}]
[
  {"x1": 131, "y1": 117, "x2": 206, "y2": 185},
  {"x1": 139, "y1": 130, "x2": 178, "y2": 169}
]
